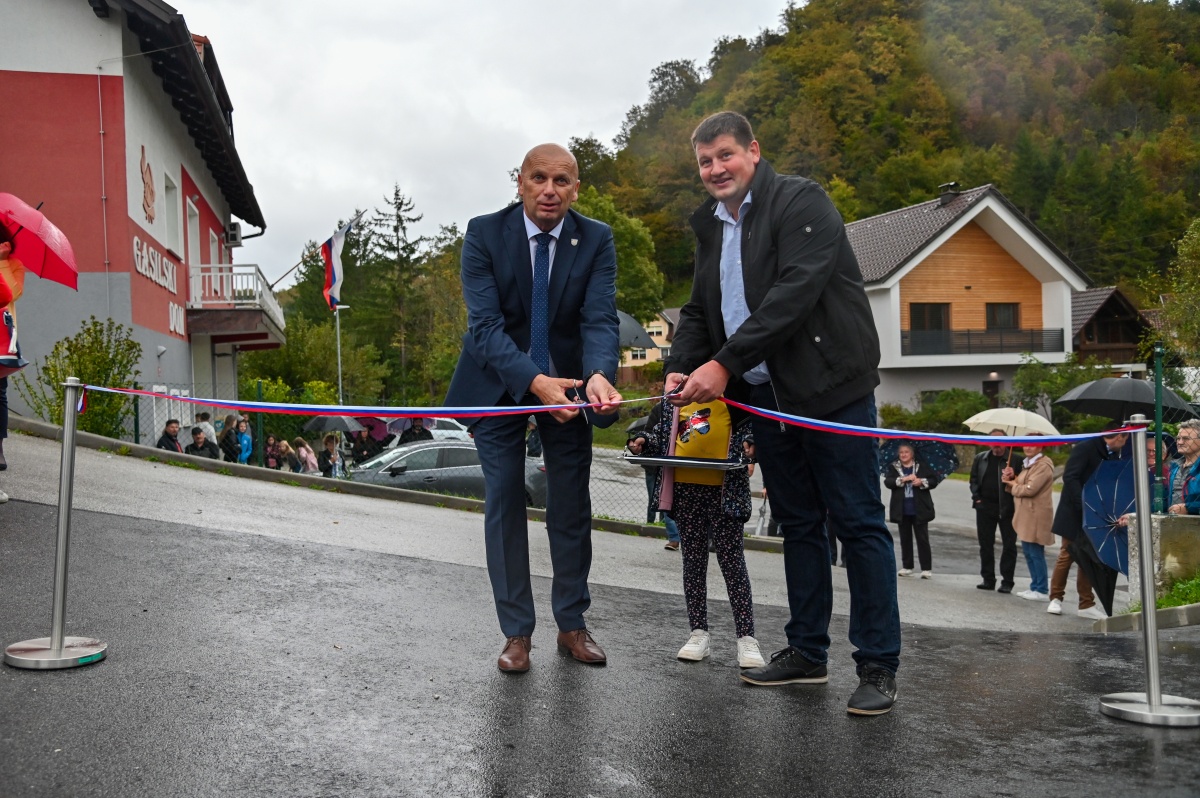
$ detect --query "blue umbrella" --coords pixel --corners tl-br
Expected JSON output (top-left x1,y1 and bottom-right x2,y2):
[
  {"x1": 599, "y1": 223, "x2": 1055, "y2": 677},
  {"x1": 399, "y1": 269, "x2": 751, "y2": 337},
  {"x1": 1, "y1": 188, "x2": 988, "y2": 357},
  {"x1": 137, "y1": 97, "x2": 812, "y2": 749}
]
[
  {"x1": 878, "y1": 439, "x2": 959, "y2": 480},
  {"x1": 1082, "y1": 458, "x2": 1136, "y2": 576}
]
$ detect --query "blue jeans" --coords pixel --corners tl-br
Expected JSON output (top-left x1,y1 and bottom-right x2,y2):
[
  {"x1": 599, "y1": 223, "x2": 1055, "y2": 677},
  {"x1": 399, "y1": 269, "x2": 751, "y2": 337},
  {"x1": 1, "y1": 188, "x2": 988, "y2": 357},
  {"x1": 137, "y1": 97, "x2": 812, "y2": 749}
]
[
  {"x1": 750, "y1": 384, "x2": 901, "y2": 675},
  {"x1": 645, "y1": 468, "x2": 679, "y2": 542},
  {"x1": 1021, "y1": 541, "x2": 1048, "y2": 594}
]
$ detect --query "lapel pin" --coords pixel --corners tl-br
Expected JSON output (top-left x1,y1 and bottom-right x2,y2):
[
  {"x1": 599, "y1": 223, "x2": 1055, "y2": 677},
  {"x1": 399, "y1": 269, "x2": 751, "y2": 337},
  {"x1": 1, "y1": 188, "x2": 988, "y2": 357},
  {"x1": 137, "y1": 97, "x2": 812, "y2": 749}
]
[{"x1": 571, "y1": 238, "x2": 578, "y2": 246}]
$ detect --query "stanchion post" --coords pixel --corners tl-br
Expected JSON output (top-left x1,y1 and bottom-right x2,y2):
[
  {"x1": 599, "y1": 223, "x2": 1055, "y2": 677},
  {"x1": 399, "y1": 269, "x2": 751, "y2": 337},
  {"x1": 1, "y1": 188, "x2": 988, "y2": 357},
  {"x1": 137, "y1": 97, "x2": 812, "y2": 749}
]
[
  {"x1": 3, "y1": 377, "x2": 108, "y2": 670},
  {"x1": 1099, "y1": 414, "x2": 1200, "y2": 726}
]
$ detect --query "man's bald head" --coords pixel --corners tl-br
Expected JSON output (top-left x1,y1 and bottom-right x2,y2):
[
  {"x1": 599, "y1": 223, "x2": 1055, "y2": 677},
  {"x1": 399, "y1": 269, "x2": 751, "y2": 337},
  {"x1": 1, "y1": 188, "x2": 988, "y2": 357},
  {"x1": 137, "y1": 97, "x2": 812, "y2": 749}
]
[
  {"x1": 517, "y1": 143, "x2": 580, "y2": 232},
  {"x1": 520, "y1": 143, "x2": 578, "y2": 179}
]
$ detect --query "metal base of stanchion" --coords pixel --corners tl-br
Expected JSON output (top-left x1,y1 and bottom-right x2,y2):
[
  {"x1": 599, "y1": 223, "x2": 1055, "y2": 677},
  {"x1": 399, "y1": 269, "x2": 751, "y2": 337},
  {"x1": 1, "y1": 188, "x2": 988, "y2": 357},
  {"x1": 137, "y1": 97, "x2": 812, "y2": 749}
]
[
  {"x1": 3, "y1": 637, "x2": 107, "y2": 670},
  {"x1": 1100, "y1": 692, "x2": 1200, "y2": 727}
]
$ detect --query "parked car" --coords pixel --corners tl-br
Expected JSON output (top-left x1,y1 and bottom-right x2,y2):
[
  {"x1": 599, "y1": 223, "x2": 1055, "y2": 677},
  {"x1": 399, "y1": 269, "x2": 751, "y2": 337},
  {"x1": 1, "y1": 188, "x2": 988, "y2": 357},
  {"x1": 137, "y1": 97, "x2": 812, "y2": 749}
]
[{"x1": 347, "y1": 440, "x2": 547, "y2": 507}]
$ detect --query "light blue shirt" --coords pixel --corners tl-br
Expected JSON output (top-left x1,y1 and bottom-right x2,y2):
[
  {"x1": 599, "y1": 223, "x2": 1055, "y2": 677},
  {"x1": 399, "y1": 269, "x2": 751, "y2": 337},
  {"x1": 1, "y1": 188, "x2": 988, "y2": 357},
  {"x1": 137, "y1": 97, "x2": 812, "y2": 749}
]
[{"x1": 715, "y1": 193, "x2": 770, "y2": 385}]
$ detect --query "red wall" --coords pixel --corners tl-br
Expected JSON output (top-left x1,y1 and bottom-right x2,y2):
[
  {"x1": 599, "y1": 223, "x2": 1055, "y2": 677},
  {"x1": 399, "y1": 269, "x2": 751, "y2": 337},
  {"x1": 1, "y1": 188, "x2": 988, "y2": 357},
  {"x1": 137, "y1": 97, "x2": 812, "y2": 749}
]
[{"x1": 0, "y1": 70, "x2": 128, "y2": 277}]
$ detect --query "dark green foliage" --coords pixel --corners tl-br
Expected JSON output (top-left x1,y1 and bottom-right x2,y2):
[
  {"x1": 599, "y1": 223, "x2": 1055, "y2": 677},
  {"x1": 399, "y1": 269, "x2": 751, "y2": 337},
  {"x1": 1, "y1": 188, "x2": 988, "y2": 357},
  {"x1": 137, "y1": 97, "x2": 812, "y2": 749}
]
[
  {"x1": 594, "y1": 0, "x2": 1200, "y2": 288},
  {"x1": 880, "y1": 388, "x2": 990, "y2": 434},
  {"x1": 15, "y1": 316, "x2": 142, "y2": 438}
]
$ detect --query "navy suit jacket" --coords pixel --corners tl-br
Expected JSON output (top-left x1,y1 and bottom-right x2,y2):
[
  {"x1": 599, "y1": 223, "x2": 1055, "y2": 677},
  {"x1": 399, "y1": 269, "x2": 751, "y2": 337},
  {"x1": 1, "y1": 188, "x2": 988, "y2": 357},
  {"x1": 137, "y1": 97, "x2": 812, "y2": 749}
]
[{"x1": 445, "y1": 204, "x2": 620, "y2": 425}]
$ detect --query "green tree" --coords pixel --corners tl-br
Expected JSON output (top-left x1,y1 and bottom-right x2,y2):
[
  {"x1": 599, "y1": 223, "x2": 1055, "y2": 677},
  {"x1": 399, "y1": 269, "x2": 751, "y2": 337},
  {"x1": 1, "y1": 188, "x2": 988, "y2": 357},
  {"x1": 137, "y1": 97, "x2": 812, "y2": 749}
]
[
  {"x1": 1007, "y1": 353, "x2": 1113, "y2": 431},
  {"x1": 1146, "y1": 216, "x2": 1200, "y2": 368},
  {"x1": 15, "y1": 316, "x2": 142, "y2": 437},
  {"x1": 572, "y1": 186, "x2": 665, "y2": 324}
]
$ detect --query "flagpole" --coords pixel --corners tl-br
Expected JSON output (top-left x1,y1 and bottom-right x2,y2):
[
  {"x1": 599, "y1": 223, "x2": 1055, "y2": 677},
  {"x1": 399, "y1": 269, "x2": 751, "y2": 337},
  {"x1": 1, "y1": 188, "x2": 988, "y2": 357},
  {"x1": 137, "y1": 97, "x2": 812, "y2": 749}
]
[
  {"x1": 335, "y1": 304, "x2": 350, "y2": 406},
  {"x1": 268, "y1": 247, "x2": 317, "y2": 290}
]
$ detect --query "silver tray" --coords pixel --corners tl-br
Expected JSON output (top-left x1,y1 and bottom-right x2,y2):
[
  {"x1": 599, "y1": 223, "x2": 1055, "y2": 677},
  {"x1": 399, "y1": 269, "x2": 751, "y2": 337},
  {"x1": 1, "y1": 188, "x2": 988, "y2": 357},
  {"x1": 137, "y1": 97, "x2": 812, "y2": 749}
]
[{"x1": 623, "y1": 454, "x2": 746, "y2": 470}]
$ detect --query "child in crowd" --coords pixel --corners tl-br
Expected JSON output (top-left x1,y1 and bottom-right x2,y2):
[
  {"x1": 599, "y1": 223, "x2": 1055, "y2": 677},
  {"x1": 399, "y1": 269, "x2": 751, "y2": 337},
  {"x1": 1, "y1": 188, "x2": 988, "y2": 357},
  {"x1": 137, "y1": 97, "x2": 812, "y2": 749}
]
[{"x1": 628, "y1": 399, "x2": 763, "y2": 668}]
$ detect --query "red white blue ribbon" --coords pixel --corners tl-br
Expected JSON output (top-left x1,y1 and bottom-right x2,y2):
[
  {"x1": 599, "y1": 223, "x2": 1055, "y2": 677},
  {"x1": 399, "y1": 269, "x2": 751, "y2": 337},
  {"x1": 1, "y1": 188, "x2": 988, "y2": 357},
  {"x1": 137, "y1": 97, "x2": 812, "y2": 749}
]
[{"x1": 81, "y1": 384, "x2": 1140, "y2": 446}]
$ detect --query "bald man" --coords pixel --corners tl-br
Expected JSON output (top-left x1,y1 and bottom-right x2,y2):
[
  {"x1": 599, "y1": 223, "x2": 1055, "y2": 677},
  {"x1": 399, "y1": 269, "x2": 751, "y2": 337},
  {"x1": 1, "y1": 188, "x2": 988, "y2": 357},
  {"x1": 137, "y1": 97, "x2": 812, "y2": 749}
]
[{"x1": 444, "y1": 143, "x2": 622, "y2": 673}]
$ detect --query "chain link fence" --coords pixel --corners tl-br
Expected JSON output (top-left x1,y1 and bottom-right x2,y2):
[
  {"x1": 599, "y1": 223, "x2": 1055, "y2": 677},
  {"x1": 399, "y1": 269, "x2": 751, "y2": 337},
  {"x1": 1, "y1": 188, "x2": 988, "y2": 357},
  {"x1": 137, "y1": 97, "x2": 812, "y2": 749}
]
[{"x1": 112, "y1": 381, "x2": 692, "y2": 527}]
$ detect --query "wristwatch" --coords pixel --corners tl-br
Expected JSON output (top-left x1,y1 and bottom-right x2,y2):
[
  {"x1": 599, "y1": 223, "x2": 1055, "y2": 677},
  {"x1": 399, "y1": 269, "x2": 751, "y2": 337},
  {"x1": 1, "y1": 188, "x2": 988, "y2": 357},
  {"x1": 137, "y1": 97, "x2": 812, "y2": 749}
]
[{"x1": 585, "y1": 370, "x2": 609, "y2": 382}]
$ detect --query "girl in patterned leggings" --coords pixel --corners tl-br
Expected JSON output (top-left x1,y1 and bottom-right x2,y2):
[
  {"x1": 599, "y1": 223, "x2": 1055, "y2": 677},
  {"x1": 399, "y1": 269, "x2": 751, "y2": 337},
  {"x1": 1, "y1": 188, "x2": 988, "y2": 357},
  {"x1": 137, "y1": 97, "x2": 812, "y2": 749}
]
[{"x1": 628, "y1": 400, "x2": 763, "y2": 668}]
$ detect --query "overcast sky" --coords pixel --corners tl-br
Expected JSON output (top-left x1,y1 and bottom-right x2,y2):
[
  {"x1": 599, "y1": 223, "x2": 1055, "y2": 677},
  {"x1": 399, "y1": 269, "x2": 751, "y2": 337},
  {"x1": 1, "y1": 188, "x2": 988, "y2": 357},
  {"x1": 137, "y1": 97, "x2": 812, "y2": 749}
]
[{"x1": 178, "y1": 1, "x2": 786, "y2": 286}]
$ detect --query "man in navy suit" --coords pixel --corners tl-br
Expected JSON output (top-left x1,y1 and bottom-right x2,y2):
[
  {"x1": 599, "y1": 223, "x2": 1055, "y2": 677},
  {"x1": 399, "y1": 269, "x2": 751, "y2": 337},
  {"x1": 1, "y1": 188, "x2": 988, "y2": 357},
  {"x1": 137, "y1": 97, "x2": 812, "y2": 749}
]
[{"x1": 445, "y1": 143, "x2": 621, "y2": 673}]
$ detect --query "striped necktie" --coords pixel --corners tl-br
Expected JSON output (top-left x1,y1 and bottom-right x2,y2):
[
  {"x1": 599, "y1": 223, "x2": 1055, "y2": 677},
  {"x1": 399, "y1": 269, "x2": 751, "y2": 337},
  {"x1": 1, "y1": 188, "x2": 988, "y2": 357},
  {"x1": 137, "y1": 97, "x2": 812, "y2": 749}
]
[{"x1": 530, "y1": 232, "x2": 552, "y2": 374}]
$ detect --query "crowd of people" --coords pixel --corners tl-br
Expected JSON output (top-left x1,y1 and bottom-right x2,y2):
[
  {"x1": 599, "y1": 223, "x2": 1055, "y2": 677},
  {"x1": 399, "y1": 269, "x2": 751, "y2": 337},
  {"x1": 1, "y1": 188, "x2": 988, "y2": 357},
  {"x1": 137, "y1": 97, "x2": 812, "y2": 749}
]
[{"x1": 155, "y1": 413, "x2": 329, "y2": 477}]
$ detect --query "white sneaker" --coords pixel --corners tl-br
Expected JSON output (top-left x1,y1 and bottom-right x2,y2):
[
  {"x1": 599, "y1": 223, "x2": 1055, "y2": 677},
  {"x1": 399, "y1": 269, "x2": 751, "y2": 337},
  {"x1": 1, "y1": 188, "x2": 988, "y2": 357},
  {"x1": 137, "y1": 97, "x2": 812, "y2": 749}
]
[
  {"x1": 1077, "y1": 605, "x2": 1108, "y2": 621},
  {"x1": 920, "y1": 570, "x2": 932, "y2": 580},
  {"x1": 1047, "y1": 598, "x2": 1063, "y2": 615},
  {"x1": 1017, "y1": 590, "x2": 1050, "y2": 601},
  {"x1": 897, "y1": 568, "x2": 913, "y2": 577},
  {"x1": 0, "y1": 488, "x2": 7, "y2": 503},
  {"x1": 677, "y1": 630, "x2": 711, "y2": 661},
  {"x1": 737, "y1": 636, "x2": 766, "y2": 669}
]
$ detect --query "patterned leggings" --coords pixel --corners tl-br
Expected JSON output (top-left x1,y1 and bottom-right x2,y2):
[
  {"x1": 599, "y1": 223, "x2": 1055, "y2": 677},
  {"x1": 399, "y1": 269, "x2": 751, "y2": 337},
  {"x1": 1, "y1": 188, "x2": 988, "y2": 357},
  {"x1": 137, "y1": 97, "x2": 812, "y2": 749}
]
[{"x1": 672, "y1": 482, "x2": 755, "y2": 638}]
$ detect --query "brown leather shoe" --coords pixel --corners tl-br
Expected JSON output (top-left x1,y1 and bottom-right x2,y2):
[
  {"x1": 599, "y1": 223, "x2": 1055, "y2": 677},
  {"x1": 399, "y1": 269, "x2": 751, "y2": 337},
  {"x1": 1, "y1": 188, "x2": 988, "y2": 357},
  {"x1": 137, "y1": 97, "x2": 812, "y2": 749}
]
[
  {"x1": 498, "y1": 636, "x2": 531, "y2": 673},
  {"x1": 556, "y1": 628, "x2": 607, "y2": 665}
]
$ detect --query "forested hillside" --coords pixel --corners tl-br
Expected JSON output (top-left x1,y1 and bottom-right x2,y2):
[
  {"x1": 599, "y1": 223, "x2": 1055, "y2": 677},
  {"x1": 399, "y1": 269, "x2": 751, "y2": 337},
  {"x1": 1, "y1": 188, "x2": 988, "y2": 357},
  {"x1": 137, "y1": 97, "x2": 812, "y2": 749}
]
[{"x1": 581, "y1": 0, "x2": 1200, "y2": 290}]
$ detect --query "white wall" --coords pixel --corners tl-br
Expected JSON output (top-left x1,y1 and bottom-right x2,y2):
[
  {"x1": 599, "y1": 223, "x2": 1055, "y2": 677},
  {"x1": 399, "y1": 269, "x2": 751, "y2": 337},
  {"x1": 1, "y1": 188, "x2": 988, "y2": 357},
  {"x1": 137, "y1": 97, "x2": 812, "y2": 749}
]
[
  {"x1": 876, "y1": 365, "x2": 1019, "y2": 410},
  {"x1": 121, "y1": 27, "x2": 228, "y2": 251},
  {"x1": 0, "y1": 1, "x2": 122, "y2": 74}
]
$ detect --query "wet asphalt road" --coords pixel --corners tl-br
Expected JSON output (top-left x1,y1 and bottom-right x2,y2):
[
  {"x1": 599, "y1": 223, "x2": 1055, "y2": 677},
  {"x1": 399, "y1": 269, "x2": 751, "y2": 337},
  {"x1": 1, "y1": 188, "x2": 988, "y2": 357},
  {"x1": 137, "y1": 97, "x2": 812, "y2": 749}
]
[{"x1": 2, "y1": 498, "x2": 1198, "y2": 798}]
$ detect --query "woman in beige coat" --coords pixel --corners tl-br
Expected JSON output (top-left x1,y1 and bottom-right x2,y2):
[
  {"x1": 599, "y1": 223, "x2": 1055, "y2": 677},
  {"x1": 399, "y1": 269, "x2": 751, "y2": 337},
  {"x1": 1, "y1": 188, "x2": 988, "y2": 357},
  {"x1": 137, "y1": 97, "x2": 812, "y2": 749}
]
[{"x1": 1003, "y1": 437, "x2": 1055, "y2": 601}]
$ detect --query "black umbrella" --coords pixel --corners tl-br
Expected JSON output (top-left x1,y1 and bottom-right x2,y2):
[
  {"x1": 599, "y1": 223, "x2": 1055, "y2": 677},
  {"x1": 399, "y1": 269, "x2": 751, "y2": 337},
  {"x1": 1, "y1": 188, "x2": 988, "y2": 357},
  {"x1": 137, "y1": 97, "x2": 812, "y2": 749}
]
[
  {"x1": 1071, "y1": 526, "x2": 1119, "y2": 618},
  {"x1": 878, "y1": 439, "x2": 960, "y2": 480},
  {"x1": 1082, "y1": 459, "x2": 1136, "y2": 576},
  {"x1": 302, "y1": 415, "x2": 365, "y2": 434},
  {"x1": 618, "y1": 311, "x2": 656, "y2": 349},
  {"x1": 1054, "y1": 377, "x2": 1196, "y2": 423}
]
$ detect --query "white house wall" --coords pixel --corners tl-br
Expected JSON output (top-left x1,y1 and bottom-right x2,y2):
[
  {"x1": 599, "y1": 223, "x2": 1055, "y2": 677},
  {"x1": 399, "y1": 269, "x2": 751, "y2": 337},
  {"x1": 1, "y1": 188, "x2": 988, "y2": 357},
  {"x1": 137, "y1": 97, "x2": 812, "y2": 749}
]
[
  {"x1": 877, "y1": 366, "x2": 1019, "y2": 411},
  {"x1": 0, "y1": 1, "x2": 123, "y2": 74}
]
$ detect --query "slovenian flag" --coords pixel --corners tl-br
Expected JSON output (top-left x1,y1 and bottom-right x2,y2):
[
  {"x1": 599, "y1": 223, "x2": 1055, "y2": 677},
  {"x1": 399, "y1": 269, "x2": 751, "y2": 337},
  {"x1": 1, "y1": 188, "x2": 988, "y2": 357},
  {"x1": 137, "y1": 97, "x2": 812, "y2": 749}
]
[{"x1": 321, "y1": 211, "x2": 364, "y2": 311}]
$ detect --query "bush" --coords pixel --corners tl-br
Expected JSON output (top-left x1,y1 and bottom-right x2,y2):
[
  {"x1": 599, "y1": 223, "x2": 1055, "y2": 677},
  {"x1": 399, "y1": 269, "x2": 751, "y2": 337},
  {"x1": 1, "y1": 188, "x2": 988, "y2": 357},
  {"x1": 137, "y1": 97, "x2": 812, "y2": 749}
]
[{"x1": 15, "y1": 316, "x2": 142, "y2": 438}]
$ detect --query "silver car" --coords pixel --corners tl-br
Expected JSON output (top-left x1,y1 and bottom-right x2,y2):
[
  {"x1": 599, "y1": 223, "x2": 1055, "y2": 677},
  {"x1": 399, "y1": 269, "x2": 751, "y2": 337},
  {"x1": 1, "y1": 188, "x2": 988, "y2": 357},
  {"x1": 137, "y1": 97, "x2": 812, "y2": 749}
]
[{"x1": 347, "y1": 440, "x2": 548, "y2": 507}]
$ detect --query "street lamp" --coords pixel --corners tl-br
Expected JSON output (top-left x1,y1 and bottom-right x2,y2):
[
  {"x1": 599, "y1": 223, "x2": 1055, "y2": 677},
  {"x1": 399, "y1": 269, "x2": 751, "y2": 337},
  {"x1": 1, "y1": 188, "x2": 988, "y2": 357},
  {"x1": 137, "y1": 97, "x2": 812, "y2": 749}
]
[{"x1": 335, "y1": 304, "x2": 350, "y2": 405}]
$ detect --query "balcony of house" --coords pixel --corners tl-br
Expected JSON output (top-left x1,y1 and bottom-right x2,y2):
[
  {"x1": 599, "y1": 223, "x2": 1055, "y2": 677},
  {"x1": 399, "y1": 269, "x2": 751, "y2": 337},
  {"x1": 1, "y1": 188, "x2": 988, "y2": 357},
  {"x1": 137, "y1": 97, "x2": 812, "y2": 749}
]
[
  {"x1": 901, "y1": 328, "x2": 1065, "y2": 356},
  {"x1": 186, "y1": 263, "x2": 285, "y2": 344}
]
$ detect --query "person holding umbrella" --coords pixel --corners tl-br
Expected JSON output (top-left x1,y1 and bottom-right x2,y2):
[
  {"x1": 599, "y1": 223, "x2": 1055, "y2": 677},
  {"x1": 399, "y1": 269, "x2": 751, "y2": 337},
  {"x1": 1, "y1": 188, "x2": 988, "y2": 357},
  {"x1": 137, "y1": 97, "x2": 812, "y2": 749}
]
[
  {"x1": 884, "y1": 443, "x2": 941, "y2": 579},
  {"x1": 1049, "y1": 423, "x2": 1130, "y2": 618},
  {"x1": 969, "y1": 430, "x2": 1022, "y2": 593},
  {"x1": 1002, "y1": 435, "x2": 1054, "y2": 601},
  {"x1": 0, "y1": 226, "x2": 26, "y2": 476}
]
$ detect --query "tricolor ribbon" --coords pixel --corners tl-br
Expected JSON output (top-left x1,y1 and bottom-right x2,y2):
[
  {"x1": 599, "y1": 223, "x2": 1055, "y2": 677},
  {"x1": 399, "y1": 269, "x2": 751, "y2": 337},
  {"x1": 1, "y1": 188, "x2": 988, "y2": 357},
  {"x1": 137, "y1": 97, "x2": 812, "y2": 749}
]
[{"x1": 80, "y1": 384, "x2": 1140, "y2": 446}]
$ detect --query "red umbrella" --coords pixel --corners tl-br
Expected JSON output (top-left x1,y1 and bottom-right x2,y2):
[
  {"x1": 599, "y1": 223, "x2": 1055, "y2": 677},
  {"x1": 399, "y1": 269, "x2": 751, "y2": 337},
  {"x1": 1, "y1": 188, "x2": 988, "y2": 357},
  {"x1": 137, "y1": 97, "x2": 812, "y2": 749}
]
[{"x1": 0, "y1": 193, "x2": 79, "y2": 290}]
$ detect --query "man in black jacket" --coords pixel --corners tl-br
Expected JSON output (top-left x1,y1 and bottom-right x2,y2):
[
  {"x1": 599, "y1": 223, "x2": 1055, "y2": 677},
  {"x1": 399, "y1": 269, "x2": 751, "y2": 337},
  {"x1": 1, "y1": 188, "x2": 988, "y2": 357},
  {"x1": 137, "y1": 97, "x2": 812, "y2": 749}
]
[
  {"x1": 666, "y1": 111, "x2": 899, "y2": 716},
  {"x1": 156, "y1": 419, "x2": 182, "y2": 453},
  {"x1": 969, "y1": 430, "x2": 1023, "y2": 592},
  {"x1": 183, "y1": 426, "x2": 220, "y2": 459}
]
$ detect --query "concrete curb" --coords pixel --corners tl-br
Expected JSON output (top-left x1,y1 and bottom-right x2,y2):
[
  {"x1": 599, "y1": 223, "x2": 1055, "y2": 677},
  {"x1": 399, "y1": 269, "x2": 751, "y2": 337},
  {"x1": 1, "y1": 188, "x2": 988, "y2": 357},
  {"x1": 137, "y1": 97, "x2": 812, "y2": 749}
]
[
  {"x1": 6, "y1": 415, "x2": 795, "y2": 551},
  {"x1": 1097, "y1": 601, "x2": 1200, "y2": 633}
]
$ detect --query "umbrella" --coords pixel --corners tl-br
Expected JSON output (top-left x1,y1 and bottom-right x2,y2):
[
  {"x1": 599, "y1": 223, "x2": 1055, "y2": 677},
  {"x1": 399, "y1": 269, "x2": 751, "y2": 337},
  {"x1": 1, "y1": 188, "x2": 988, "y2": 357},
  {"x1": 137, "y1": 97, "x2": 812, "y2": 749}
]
[
  {"x1": 1055, "y1": 377, "x2": 1196, "y2": 424},
  {"x1": 302, "y1": 415, "x2": 364, "y2": 434},
  {"x1": 618, "y1": 311, "x2": 656, "y2": 349},
  {"x1": 962, "y1": 407, "x2": 1060, "y2": 437},
  {"x1": 1082, "y1": 459, "x2": 1136, "y2": 576},
  {"x1": 878, "y1": 439, "x2": 959, "y2": 480},
  {"x1": 386, "y1": 417, "x2": 435, "y2": 433},
  {"x1": 352, "y1": 416, "x2": 391, "y2": 441},
  {"x1": 0, "y1": 193, "x2": 79, "y2": 290}
]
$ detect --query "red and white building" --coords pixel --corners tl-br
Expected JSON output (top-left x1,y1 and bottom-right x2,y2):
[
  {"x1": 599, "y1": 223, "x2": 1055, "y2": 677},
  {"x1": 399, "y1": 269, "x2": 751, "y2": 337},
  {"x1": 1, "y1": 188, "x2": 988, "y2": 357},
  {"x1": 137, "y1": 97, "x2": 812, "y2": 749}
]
[{"x1": 0, "y1": 0, "x2": 283, "y2": 440}]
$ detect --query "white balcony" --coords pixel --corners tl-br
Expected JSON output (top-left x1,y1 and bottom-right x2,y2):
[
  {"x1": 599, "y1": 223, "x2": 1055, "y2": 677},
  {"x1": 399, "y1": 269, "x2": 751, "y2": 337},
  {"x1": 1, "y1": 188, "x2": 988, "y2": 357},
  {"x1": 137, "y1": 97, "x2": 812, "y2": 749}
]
[{"x1": 187, "y1": 263, "x2": 285, "y2": 333}]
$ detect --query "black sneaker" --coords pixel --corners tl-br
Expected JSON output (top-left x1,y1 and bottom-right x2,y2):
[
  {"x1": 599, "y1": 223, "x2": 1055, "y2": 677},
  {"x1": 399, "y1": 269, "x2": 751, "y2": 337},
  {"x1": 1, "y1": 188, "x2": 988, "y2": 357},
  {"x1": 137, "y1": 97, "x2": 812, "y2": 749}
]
[
  {"x1": 997, "y1": 583, "x2": 1014, "y2": 594},
  {"x1": 977, "y1": 581, "x2": 995, "y2": 591},
  {"x1": 847, "y1": 664, "x2": 897, "y2": 715},
  {"x1": 739, "y1": 646, "x2": 828, "y2": 686}
]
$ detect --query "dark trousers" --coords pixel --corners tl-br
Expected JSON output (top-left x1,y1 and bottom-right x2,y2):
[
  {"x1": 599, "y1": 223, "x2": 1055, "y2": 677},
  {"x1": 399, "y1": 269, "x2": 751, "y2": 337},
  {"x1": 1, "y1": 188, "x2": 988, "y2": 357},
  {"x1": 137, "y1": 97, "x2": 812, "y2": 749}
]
[
  {"x1": 750, "y1": 384, "x2": 901, "y2": 675},
  {"x1": 975, "y1": 505, "x2": 1017, "y2": 587},
  {"x1": 898, "y1": 516, "x2": 931, "y2": 571},
  {"x1": 473, "y1": 403, "x2": 593, "y2": 637},
  {"x1": 0, "y1": 375, "x2": 7, "y2": 439}
]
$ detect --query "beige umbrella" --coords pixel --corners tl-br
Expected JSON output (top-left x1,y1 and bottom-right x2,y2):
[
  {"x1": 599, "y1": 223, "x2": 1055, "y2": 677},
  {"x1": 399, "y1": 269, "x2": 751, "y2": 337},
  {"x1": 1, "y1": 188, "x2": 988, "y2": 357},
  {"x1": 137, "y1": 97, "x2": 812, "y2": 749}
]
[{"x1": 962, "y1": 406, "x2": 1060, "y2": 437}]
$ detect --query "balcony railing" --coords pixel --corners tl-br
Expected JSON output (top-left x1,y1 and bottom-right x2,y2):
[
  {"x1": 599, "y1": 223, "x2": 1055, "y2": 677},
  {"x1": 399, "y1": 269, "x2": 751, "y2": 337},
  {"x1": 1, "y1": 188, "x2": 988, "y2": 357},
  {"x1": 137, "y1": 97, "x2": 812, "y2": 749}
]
[
  {"x1": 901, "y1": 328, "x2": 1064, "y2": 356},
  {"x1": 188, "y1": 264, "x2": 285, "y2": 332}
]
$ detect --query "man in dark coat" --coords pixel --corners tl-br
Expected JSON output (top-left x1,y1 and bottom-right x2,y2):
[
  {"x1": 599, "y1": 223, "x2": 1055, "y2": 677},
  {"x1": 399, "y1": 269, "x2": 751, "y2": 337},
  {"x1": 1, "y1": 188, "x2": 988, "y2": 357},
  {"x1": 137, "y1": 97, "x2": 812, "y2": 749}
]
[
  {"x1": 183, "y1": 426, "x2": 219, "y2": 459},
  {"x1": 969, "y1": 430, "x2": 1023, "y2": 593},
  {"x1": 1050, "y1": 426, "x2": 1131, "y2": 616},
  {"x1": 156, "y1": 419, "x2": 182, "y2": 453},
  {"x1": 665, "y1": 111, "x2": 898, "y2": 716}
]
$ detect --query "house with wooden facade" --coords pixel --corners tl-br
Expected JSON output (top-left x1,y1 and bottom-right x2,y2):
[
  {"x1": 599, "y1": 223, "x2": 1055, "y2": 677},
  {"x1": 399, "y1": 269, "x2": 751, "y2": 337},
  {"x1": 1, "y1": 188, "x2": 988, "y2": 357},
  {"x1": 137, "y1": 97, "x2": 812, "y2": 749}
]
[
  {"x1": 1071, "y1": 286, "x2": 1155, "y2": 371},
  {"x1": 846, "y1": 184, "x2": 1092, "y2": 409}
]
